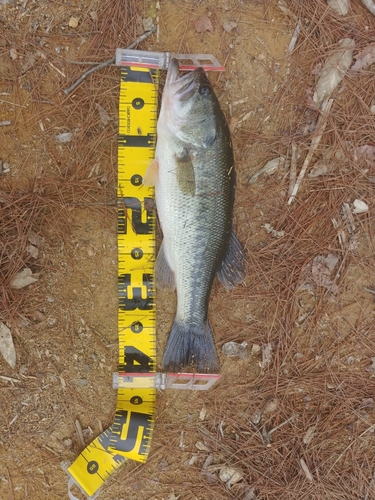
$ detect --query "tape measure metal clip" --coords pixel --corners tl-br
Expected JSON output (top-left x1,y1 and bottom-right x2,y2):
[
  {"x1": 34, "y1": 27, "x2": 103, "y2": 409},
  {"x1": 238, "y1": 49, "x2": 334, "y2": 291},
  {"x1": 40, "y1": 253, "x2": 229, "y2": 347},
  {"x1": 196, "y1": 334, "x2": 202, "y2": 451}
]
[{"x1": 113, "y1": 371, "x2": 221, "y2": 390}]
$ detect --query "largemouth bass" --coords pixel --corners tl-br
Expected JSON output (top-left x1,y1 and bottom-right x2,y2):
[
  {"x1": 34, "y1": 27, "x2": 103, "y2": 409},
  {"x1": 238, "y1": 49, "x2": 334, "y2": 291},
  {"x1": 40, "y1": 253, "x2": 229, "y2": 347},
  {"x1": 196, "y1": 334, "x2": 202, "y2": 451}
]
[{"x1": 144, "y1": 59, "x2": 246, "y2": 372}]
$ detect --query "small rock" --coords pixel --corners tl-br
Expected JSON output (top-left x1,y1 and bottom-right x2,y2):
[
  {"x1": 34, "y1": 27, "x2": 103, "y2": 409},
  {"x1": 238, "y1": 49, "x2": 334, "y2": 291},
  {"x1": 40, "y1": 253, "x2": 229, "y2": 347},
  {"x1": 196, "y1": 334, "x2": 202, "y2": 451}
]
[
  {"x1": 251, "y1": 343, "x2": 261, "y2": 355},
  {"x1": 86, "y1": 246, "x2": 95, "y2": 256},
  {"x1": 1, "y1": 161, "x2": 10, "y2": 174},
  {"x1": 90, "y1": 11, "x2": 98, "y2": 22},
  {"x1": 199, "y1": 407, "x2": 207, "y2": 421},
  {"x1": 9, "y1": 48, "x2": 18, "y2": 60},
  {"x1": 55, "y1": 132, "x2": 73, "y2": 143},
  {"x1": 75, "y1": 378, "x2": 88, "y2": 386},
  {"x1": 0, "y1": 322, "x2": 16, "y2": 369},
  {"x1": 222, "y1": 341, "x2": 248, "y2": 360},
  {"x1": 142, "y1": 16, "x2": 154, "y2": 31},
  {"x1": 63, "y1": 438, "x2": 72, "y2": 448},
  {"x1": 68, "y1": 16, "x2": 80, "y2": 29}
]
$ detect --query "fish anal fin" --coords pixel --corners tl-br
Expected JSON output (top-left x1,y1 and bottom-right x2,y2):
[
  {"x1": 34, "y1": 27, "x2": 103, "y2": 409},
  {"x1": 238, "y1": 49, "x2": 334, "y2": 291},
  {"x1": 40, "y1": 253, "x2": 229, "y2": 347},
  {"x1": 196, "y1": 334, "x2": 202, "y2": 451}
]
[
  {"x1": 217, "y1": 229, "x2": 247, "y2": 289},
  {"x1": 143, "y1": 159, "x2": 159, "y2": 186}
]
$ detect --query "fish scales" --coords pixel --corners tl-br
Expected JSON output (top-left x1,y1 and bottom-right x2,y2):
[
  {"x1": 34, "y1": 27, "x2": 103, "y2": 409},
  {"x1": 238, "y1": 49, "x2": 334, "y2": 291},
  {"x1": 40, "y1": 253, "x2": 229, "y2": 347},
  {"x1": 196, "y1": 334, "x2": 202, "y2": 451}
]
[{"x1": 144, "y1": 59, "x2": 246, "y2": 372}]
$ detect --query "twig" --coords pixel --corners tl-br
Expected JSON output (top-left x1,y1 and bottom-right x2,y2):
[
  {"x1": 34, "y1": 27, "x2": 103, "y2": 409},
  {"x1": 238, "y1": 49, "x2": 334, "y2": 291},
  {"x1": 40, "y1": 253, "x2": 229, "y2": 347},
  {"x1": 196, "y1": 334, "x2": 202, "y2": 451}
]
[
  {"x1": 287, "y1": 21, "x2": 301, "y2": 54},
  {"x1": 64, "y1": 26, "x2": 157, "y2": 95},
  {"x1": 287, "y1": 98, "x2": 333, "y2": 205},
  {"x1": 75, "y1": 419, "x2": 85, "y2": 447},
  {"x1": 364, "y1": 465, "x2": 375, "y2": 500},
  {"x1": 288, "y1": 142, "x2": 298, "y2": 197},
  {"x1": 300, "y1": 458, "x2": 313, "y2": 482},
  {"x1": 6, "y1": 466, "x2": 15, "y2": 500}
]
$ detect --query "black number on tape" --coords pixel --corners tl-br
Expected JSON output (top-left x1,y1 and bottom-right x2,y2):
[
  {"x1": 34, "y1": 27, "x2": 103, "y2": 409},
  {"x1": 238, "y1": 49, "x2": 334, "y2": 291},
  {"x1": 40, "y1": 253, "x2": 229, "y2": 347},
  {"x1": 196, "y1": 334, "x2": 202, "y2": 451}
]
[
  {"x1": 118, "y1": 273, "x2": 153, "y2": 311},
  {"x1": 130, "y1": 396, "x2": 143, "y2": 405},
  {"x1": 130, "y1": 321, "x2": 143, "y2": 333},
  {"x1": 120, "y1": 346, "x2": 153, "y2": 373},
  {"x1": 131, "y1": 247, "x2": 143, "y2": 260},
  {"x1": 111, "y1": 409, "x2": 152, "y2": 455},
  {"x1": 118, "y1": 197, "x2": 153, "y2": 235},
  {"x1": 87, "y1": 461, "x2": 99, "y2": 474}
]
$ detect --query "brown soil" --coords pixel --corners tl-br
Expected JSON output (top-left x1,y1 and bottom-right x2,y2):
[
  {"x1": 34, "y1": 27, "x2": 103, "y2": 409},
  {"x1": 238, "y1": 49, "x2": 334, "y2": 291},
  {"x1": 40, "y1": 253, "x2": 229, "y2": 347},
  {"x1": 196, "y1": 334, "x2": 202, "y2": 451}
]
[{"x1": 1, "y1": 1, "x2": 375, "y2": 499}]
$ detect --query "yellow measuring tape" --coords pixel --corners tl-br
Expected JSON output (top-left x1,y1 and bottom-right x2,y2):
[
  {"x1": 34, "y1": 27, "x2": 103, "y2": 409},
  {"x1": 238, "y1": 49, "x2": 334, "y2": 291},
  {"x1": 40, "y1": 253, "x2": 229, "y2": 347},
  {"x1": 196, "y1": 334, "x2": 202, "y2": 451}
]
[{"x1": 66, "y1": 65, "x2": 158, "y2": 499}]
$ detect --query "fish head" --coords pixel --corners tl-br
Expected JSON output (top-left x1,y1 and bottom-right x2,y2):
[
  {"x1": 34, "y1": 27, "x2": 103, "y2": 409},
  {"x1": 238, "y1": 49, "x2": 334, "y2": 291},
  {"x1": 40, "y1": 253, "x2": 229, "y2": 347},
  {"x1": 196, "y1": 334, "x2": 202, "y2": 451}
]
[{"x1": 160, "y1": 58, "x2": 222, "y2": 148}]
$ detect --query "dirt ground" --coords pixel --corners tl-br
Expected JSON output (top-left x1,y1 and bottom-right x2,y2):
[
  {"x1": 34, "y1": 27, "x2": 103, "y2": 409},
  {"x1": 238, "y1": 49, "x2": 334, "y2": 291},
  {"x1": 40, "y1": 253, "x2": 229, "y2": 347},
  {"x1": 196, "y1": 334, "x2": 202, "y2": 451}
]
[{"x1": 1, "y1": 0, "x2": 375, "y2": 499}]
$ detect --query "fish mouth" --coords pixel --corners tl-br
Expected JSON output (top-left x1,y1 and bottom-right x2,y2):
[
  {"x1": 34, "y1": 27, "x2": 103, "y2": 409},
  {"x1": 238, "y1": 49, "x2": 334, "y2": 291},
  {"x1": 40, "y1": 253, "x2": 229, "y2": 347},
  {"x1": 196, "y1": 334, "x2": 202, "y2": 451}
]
[{"x1": 167, "y1": 59, "x2": 205, "y2": 102}]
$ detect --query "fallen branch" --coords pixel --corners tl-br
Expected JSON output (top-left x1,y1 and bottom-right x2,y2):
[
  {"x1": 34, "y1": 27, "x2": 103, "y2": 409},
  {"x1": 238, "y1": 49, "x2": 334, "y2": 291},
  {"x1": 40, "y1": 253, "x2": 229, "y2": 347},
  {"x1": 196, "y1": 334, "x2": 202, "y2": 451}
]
[
  {"x1": 287, "y1": 98, "x2": 333, "y2": 205},
  {"x1": 64, "y1": 26, "x2": 157, "y2": 95}
]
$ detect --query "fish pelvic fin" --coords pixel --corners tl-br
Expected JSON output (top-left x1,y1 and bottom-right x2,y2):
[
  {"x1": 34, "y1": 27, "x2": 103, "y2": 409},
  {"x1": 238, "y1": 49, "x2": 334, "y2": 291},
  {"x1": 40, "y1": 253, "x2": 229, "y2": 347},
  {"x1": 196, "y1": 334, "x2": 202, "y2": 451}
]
[
  {"x1": 217, "y1": 229, "x2": 247, "y2": 289},
  {"x1": 143, "y1": 158, "x2": 159, "y2": 186},
  {"x1": 155, "y1": 240, "x2": 176, "y2": 291},
  {"x1": 162, "y1": 319, "x2": 219, "y2": 373}
]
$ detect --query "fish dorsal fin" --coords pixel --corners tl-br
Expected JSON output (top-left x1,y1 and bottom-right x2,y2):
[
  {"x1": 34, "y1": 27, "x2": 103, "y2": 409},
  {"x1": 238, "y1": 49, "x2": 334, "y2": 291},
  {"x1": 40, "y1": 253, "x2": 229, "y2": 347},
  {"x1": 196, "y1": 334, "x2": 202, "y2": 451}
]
[
  {"x1": 143, "y1": 159, "x2": 159, "y2": 186},
  {"x1": 175, "y1": 147, "x2": 195, "y2": 196},
  {"x1": 217, "y1": 229, "x2": 247, "y2": 289}
]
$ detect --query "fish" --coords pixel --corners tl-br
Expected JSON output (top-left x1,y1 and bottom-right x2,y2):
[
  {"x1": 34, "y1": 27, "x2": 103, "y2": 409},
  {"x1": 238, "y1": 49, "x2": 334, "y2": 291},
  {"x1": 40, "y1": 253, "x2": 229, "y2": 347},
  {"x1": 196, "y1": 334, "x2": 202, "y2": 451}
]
[{"x1": 143, "y1": 58, "x2": 246, "y2": 373}]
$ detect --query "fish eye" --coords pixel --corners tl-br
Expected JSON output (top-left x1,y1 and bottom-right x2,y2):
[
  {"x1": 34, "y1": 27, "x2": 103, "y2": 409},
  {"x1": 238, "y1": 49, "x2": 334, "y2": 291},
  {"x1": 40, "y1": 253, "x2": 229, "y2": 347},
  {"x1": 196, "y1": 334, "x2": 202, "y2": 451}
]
[{"x1": 199, "y1": 84, "x2": 211, "y2": 96}]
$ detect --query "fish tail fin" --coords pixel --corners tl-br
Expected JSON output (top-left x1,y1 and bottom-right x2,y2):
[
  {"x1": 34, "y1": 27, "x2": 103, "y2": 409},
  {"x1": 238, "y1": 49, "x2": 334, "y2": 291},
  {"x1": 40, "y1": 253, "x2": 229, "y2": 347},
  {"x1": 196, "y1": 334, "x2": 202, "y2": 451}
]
[{"x1": 162, "y1": 319, "x2": 219, "y2": 373}]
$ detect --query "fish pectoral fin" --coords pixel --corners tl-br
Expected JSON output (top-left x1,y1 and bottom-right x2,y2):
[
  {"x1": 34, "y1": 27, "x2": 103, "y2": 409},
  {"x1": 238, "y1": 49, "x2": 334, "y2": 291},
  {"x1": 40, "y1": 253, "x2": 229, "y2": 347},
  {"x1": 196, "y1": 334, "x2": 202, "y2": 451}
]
[
  {"x1": 175, "y1": 148, "x2": 196, "y2": 196},
  {"x1": 143, "y1": 158, "x2": 159, "y2": 186},
  {"x1": 217, "y1": 229, "x2": 247, "y2": 289},
  {"x1": 155, "y1": 241, "x2": 176, "y2": 291}
]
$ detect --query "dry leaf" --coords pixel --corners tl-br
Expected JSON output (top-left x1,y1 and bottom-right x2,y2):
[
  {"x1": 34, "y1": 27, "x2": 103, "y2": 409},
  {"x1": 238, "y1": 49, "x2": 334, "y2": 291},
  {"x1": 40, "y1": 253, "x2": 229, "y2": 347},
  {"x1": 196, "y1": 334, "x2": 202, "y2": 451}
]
[
  {"x1": 27, "y1": 244, "x2": 39, "y2": 258},
  {"x1": 303, "y1": 426, "x2": 316, "y2": 445},
  {"x1": 353, "y1": 144, "x2": 375, "y2": 162},
  {"x1": 361, "y1": 0, "x2": 375, "y2": 15},
  {"x1": 96, "y1": 103, "x2": 111, "y2": 126},
  {"x1": 313, "y1": 38, "x2": 355, "y2": 108},
  {"x1": 353, "y1": 199, "x2": 368, "y2": 214},
  {"x1": 263, "y1": 398, "x2": 279, "y2": 415},
  {"x1": 223, "y1": 21, "x2": 237, "y2": 33},
  {"x1": 229, "y1": 116, "x2": 240, "y2": 133},
  {"x1": 194, "y1": 14, "x2": 214, "y2": 33},
  {"x1": 261, "y1": 343, "x2": 272, "y2": 368},
  {"x1": 195, "y1": 441, "x2": 210, "y2": 451},
  {"x1": 10, "y1": 267, "x2": 39, "y2": 289},
  {"x1": 0, "y1": 322, "x2": 16, "y2": 369},
  {"x1": 326, "y1": 0, "x2": 350, "y2": 15},
  {"x1": 219, "y1": 466, "x2": 243, "y2": 487},
  {"x1": 308, "y1": 160, "x2": 337, "y2": 177},
  {"x1": 351, "y1": 44, "x2": 375, "y2": 72},
  {"x1": 199, "y1": 407, "x2": 207, "y2": 421},
  {"x1": 249, "y1": 157, "x2": 288, "y2": 184},
  {"x1": 56, "y1": 132, "x2": 73, "y2": 143}
]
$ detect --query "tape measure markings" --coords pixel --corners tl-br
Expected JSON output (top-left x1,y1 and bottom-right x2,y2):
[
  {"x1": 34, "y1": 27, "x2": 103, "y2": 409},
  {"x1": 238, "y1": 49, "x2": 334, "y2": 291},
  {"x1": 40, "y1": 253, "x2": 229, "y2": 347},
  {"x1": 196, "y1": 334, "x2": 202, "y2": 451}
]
[{"x1": 67, "y1": 65, "x2": 158, "y2": 497}]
